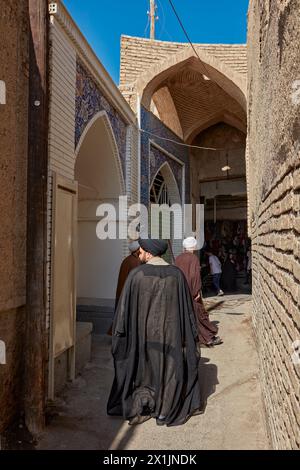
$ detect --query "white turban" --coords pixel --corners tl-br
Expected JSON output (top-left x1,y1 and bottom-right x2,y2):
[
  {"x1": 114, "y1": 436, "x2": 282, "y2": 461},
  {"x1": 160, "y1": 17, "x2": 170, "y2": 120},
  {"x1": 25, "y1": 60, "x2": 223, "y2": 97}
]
[
  {"x1": 183, "y1": 237, "x2": 198, "y2": 250},
  {"x1": 128, "y1": 240, "x2": 140, "y2": 253}
]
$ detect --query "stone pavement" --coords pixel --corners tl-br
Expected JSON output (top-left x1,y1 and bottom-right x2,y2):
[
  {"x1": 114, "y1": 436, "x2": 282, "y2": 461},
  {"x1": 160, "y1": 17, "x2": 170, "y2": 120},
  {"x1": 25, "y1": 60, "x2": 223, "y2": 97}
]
[{"x1": 37, "y1": 295, "x2": 270, "y2": 450}]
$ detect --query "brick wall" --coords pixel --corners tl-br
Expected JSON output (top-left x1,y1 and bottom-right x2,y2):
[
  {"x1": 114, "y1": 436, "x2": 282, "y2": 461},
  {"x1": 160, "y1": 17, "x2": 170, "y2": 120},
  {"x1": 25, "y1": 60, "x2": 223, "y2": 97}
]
[
  {"x1": 248, "y1": 0, "x2": 300, "y2": 449},
  {"x1": 120, "y1": 36, "x2": 247, "y2": 87},
  {"x1": 0, "y1": 1, "x2": 29, "y2": 432},
  {"x1": 119, "y1": 36, "x2": 247, "y2": 114},
  {"x1": 0, "y1": 308, "x2": 26, "y2": 432}
]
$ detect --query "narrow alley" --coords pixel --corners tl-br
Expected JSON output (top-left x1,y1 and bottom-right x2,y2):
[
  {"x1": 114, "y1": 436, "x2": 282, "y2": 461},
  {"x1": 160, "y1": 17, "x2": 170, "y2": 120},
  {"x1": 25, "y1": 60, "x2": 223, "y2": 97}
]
[
  {"x1": 38, "y1": 296, "x2": 269, "y2": 451},
  {"x1": 1, "y1": 0, "x2": 300, "y2": 455}
]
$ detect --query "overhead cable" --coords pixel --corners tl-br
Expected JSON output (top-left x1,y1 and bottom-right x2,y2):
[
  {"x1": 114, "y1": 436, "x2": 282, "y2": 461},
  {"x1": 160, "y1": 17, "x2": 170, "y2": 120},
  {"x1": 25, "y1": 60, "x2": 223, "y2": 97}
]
[
  {"x1": 139, "y1": 127, "x2": 245, "y2": 152},
  {"x1": 167, "y1": 0, "x2": 214, "y2": 80}
]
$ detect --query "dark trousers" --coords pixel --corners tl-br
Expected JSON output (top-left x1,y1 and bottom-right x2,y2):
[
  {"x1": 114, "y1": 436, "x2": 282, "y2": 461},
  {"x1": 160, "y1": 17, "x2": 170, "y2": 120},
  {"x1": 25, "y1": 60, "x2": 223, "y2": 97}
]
[{"x1": 212, "y1": 273, "x2": 221, "y2": 293}]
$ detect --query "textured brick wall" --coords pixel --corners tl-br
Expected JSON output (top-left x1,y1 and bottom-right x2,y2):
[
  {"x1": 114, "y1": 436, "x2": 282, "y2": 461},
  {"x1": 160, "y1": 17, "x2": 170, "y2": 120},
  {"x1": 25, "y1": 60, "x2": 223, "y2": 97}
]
[
  {"x1": 248, "y1": 0, "x2": 300, "y2": 449},
  {"x1": 0, "y1": 308, "x2": 25, "y2": 432},
  {"x1": 119, "y1": 36, "x2": 247, "y2": 113},
  {"x1": 0, "y1": 0, "x2": 29, "y2": 432},
  {"x1": 120, "y1": 36, "x2": 247, "y2": 87}
]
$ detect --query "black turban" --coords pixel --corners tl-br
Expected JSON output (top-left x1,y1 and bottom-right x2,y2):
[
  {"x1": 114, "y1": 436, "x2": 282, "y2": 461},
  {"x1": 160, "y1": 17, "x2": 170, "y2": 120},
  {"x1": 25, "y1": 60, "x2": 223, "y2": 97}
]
[{"x1": 138, "y1": 238, "x2": 168, "y2": 257}]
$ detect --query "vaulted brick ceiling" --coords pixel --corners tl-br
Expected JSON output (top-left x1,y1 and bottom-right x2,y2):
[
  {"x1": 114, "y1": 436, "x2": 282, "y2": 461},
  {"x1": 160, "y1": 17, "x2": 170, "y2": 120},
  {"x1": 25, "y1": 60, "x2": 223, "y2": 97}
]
[{"x1": 151, "y1": 58, "x2": 247, "y2": 142}]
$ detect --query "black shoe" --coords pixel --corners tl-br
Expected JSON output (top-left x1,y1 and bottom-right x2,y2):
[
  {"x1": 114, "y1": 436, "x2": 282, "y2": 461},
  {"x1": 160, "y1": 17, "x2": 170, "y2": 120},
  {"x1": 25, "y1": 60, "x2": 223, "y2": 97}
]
[
  {"x1": 212, "y1": 336, "x2": 223, "y2": 346},
  {"x1": 156, "y1": 419, "x2": 166, "y2": 426},
  {"x1": 207, "y1": 336, "x2": 223, "y2": 347}
]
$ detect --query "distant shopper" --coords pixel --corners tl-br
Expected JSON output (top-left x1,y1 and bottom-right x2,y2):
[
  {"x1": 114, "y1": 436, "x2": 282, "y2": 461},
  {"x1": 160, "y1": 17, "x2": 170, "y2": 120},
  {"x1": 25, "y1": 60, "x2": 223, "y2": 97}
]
[
  {"x1": 222, "y1": 250, "x2": 237, "y2": 292},
  {"x1": 176, "y1": 237, "x2": 222, "y2": 347},
  {"x1": 245, "y1": 246, "x2": 252, "y2": 285},
  {"x1": 206, "y1": 250, "x2": 224, "y2": 296}
]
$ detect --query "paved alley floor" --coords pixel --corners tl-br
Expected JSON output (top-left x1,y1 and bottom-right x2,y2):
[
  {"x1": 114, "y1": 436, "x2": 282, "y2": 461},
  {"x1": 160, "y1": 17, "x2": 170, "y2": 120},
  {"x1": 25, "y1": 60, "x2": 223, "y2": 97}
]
[{"x1": 38, "y1": 295, "x2": 270, "y2": 450}]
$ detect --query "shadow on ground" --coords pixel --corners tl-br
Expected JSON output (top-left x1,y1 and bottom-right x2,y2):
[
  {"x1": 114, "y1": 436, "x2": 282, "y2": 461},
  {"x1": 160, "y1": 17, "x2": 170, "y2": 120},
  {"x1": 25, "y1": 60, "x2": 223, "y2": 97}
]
[
  {"x1": 37, "y1": 294, "x2": 269, "y2": 450},
  {"x1": 199, "y1": 356, "x2": 219, "y2": 412}
]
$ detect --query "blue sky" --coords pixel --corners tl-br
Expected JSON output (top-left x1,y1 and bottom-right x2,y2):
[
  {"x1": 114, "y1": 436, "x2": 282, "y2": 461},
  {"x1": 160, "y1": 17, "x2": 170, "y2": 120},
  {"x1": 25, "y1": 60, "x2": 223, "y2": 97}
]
[{"x1": 63, "y1": 0, "x2": 249, "y2": 84}]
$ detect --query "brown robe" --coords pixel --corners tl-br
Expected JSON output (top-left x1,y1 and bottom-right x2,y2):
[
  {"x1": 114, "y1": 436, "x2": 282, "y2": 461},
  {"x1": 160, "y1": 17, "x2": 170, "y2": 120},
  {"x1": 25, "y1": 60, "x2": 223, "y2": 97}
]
[
  {"x1": 107, "y1": 253, "x2": 141, "y2": 335},
  {"x1": 175, "y1": 251, "x2": 218, "y2": 344},
  {"x1": 115, "y1": 253, "x2": 142, "y2": 307}
]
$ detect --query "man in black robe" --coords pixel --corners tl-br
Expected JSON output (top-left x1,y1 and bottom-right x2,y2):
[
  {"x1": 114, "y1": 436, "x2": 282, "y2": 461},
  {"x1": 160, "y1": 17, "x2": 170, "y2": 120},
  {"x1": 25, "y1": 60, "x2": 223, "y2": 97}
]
[{"x1": 107, "y1": 238, "x2": 202, "y2": 427}]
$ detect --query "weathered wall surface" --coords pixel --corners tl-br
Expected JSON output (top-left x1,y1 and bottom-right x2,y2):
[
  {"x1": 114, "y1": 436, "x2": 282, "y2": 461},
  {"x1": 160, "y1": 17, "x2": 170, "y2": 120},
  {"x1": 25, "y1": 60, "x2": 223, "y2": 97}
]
[
  {"x1": 0, "y1": 308, "x2": 26, "y2": 431},
  {"x1": 248, "y1": 0, "x2": 300, "y2": 449},
  {"x1": 0, "y1": 0, "x2": 29, "y2": 431}
]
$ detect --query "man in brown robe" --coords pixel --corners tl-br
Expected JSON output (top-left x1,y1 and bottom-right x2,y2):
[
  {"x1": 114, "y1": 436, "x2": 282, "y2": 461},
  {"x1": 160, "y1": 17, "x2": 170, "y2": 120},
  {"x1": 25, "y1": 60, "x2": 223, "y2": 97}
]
[
  {"x1": 107, "y1": 240, "x2": 141, "y2": 335},
  {"x1": 175, "y1": 237, "x2": 222, "y2": 347},
  {"x1": 115, "y1": 240, "x2": 141, "y2": 307}
]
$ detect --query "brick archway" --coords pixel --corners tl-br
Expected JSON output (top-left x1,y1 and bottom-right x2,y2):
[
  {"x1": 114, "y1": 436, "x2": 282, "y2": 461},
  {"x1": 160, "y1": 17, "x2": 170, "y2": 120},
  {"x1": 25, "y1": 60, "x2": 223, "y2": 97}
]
[{"x1": 136, "y1": 46, "x2": 247, "y2": 113}]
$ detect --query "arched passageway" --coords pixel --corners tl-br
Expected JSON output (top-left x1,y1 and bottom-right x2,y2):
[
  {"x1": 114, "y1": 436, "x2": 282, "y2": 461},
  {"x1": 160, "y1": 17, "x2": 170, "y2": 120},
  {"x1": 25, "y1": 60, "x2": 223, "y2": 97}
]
[
  {"x1": 75, "y1": 111, "x2": 125, "y2": 304},
  {"x1": 136, "y1": 46, "x2": 249, "y2": 292}
]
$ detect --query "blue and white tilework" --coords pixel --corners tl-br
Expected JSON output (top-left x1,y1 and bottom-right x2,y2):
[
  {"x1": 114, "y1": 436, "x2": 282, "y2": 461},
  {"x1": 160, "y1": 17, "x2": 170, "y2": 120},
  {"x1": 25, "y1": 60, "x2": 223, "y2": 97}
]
[
  {"x1": 149, "y1": 145, "x2": 183, "y2": 199},
  {"x1": 75, "y1": 60, "x2": 127, "y2": 179},
  {"x1": 141, "y1": 106, "x2": 190, "y2": 207}
]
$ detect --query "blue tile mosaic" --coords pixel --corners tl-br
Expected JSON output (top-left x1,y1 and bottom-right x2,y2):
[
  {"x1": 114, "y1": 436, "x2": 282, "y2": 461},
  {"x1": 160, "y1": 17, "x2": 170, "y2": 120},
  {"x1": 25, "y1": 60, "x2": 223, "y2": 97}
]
[
  {"x1": 75, "y1": 60, "x2": 127, "y2": 180},
  {"x1": 141, "y1": 106, "x2": 190, "y2": 207},
  {"x1": 149, "y1": 145, "x2": 183, "y2": 199}
]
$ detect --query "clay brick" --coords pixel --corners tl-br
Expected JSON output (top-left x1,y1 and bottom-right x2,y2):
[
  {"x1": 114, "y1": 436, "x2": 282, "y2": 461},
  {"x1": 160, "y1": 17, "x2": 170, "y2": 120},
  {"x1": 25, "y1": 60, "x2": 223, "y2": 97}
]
[{"x1": 249, "y1": 0, "x2": 300, "y2": 442}]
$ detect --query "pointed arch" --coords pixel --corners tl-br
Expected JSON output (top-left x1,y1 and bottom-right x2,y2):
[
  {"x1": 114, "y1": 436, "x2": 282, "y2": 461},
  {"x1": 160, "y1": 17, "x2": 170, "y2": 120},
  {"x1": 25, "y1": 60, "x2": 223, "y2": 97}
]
[
  {"x1": 186, "y1": 111, "x2": 247, "y2": 144},
  {"x1": 75, "y1": 110, "x2": 126, "y2": 302},
  {"x1": 75, "y1": 110, "x2": 125, "y2": 198},
  {"x1": 150, "y1": 161, "x2": 181, "y2": 206}
]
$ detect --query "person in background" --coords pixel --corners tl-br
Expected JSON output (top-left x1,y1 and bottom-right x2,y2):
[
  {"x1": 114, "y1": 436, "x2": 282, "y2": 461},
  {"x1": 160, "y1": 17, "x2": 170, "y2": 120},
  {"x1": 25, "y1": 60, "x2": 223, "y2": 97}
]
[
  {"x1": 175, "y1": 237, "x2": 222, "y2": 347},
  {"x1": 222, "y1": 250, "x2": 237, "y2": 292},
  {"x1": 206, "y1": 250, "x2": 224, "y2": 296},
  {"x1": 115, "y1": 240, "x2": 141, "y2": 307},
  {"x1": 107, "y1": 240, "x2": 141, "y2": 336},
  {"x1": 245, "y1": 245, "x2": 252, "y2": 285}
]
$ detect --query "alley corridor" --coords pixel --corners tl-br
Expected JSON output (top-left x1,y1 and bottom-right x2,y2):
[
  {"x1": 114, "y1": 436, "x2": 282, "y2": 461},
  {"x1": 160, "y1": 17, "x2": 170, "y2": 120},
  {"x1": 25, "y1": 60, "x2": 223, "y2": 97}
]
[
  {"x1": 2, "y1": 0, "x2": 300, "y2": 453},
  {"x1": 37, "y1": 296, "x2": 269, "y2": 451}
]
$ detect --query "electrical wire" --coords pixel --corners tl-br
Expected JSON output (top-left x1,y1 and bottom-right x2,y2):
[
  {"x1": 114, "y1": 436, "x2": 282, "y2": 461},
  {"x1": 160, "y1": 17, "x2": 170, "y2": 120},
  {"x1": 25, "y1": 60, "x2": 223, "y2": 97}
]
[
  {"x1": 157, "y1": 0, "x2": 174, "y2": 42},
  {"x1": 138, "y1": 127, "x2": 245, "y2": 152},
  {"x1": 140, "y1": 2, "x2": 245, "y2": 152},
  {"x1": 143, "y1": 1, "x2": 246, "y2": 151},
  {"x1": 167, "y1": 0, "x2": 213, "y2": 80},
  {"x1": 144, "y1": 13, "x2": 151, "y2": 38}
]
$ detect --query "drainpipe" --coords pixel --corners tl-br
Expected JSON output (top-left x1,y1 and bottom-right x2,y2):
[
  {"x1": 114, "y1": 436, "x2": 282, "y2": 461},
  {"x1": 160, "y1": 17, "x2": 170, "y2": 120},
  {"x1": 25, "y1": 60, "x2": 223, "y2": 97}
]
[{"x1": 24, "y1": 0, "x2": 49, "y2": 436}]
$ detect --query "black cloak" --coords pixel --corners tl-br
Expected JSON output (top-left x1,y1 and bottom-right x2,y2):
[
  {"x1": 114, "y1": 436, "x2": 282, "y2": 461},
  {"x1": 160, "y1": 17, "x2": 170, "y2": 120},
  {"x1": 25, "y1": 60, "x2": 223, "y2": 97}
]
[{"x1": 107, "y1": 263, "x2": 202, "y2": 426}]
